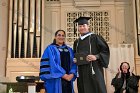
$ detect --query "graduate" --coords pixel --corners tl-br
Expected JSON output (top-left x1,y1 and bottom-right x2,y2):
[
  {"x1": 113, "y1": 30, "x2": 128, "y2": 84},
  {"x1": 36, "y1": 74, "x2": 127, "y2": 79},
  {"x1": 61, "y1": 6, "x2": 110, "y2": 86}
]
[
  {"x1": 73, "y1": 17, "x2": 110, "y2": 93},
  {"x1": 40, "y1": 30, "x2": 77, "y2": 93}
]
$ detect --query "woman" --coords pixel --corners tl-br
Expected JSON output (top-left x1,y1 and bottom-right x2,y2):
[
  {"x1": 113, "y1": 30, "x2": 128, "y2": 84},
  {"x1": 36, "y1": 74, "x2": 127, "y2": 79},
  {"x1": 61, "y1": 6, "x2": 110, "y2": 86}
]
[
  {"x1": 111, "y1": 62, "x2": 140, "y2": 93},
  {"x1": 40, "y1": 30, "x2": 77, "y2": 93}
]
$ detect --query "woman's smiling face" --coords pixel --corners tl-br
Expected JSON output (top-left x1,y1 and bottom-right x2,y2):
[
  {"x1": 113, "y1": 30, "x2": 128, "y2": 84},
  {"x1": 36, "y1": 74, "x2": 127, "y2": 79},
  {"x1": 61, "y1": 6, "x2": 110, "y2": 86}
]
[{"x1": 55, "y1": 31, "x2": 66, "y2": 46}]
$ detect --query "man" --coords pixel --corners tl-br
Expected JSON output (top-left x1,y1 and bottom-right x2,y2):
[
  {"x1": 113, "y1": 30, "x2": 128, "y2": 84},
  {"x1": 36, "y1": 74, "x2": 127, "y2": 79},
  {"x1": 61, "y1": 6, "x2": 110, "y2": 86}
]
[{"x1": 73, "y1": 17, "x2": 110, "y2": 93}]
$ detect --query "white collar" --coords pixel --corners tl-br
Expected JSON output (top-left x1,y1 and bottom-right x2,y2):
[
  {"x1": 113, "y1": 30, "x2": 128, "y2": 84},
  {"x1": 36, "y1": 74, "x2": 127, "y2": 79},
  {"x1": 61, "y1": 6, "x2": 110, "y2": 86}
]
[{"x1": 80, "y1": 32, "x2": 93, "y2": 40}]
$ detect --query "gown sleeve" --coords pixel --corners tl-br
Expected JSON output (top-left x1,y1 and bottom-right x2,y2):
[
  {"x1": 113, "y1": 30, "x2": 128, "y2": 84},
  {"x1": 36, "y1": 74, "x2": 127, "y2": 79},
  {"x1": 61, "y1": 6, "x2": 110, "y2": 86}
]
[
  {"x1": 68, "y1": 47, "x2": 77, "y2": 81},
  {"x1": 127, "y1": 74, "x2": 140, "y2": 91},
  {"x1": 111, "y1": 73, "x2": 123, "y2": 86},
  {"x1": 39, "y1": 46, "x2": 66, "y2": 81},
  {"x1": 96, "y1": 35, "x2": 110, "y2": 68}
]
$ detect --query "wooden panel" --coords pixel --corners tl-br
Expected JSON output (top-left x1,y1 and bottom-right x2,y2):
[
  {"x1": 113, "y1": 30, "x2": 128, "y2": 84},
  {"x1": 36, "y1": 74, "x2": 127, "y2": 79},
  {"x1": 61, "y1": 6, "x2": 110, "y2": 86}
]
[
  {"x1": 9, "y1": 72, "x2": 39, "y2": 82},
  {"x1": 6, "y1": 58, "x2": 40, "y2": 82},
  {"x1": 135, "y1": 58, "x2": 140, "y2": 92},
  {"x1": 136, "y1": 65, "x2": 140, "y2": 74},
  {"x1": 136, "y1": 64, "x2": 140, "y2": 92},
  {"x1": 135, "y1": 58, "x2": 140, "y2": 73}
]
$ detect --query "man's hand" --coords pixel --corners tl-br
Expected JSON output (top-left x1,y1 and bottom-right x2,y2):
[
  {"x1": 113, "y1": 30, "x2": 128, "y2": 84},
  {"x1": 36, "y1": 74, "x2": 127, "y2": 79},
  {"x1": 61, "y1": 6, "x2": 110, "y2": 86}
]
[
  {"x1": 73, "y1": 58, "x2": 77, "y2": 63},
  {"x1": 86, "y1": 55, "x2": 97, "y2": 62}
]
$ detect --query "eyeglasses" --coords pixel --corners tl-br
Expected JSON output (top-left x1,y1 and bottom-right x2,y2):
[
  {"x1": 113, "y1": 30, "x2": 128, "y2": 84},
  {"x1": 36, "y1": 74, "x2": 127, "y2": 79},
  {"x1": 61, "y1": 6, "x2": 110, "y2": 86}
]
[{"x1": 57, "y1": 34, "x2": 65, "y2": 37}]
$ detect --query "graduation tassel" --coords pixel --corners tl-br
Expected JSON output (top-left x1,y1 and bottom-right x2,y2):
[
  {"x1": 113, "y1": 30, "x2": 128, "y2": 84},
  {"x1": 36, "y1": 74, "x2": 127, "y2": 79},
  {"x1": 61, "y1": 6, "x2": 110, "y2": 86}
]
[
  {"x1": 90, "y1": 63, "x2": 95, "y2": 75},
  {"x1": 92, "y1": 66, "x2": 95, "y2": 75},
  {"x1": 8, "y1": 88, "x2": 14, "y2": 93}
]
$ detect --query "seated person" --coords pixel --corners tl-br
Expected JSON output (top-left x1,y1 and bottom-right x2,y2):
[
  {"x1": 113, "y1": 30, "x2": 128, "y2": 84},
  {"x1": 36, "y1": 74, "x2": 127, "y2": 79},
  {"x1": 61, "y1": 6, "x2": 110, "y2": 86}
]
[{"x1": 111, "y1": 62, "x2": 140, "y2": 93}]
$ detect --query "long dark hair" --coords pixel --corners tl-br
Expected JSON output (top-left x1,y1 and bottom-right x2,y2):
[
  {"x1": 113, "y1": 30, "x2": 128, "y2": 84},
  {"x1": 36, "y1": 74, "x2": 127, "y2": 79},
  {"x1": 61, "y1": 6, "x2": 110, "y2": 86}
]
[{"x1": 53, "y1": 30, "x2": 66, "y2": 44}]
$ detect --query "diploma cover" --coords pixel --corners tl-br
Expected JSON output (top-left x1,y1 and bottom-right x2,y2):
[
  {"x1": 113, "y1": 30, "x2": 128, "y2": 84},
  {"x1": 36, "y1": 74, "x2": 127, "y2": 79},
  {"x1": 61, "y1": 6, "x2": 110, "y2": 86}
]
[{"x1": 75, "y1": 53, "x2": 89, "y2": 65}]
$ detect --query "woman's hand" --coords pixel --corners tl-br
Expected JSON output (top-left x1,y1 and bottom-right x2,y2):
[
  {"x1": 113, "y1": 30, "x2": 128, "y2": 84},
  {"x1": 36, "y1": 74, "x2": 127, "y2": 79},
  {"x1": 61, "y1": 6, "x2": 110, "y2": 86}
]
[
  {"x1": 62, "y1": 74, "x2": 74, "y2": 81},
  {"x1": 62, "y1": 74, "x2": 69, "y2": 80},
  {"x1": 67, "y1": 74, "x2": 74, "y2": 81}
]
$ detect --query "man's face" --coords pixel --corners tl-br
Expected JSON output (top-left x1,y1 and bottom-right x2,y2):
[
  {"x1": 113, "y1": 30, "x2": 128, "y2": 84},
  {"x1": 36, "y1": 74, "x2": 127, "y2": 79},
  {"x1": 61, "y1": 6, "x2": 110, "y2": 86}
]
[{"x1": 78, "y1": 24, "x2": 89, "y2": 35}]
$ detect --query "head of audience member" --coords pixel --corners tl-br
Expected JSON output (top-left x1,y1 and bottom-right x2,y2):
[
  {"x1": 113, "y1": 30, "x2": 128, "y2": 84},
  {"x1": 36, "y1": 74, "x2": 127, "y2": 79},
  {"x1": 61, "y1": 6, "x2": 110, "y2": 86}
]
[{"x1": 120, "y1": 62, "x2": 130, "y2": 74}]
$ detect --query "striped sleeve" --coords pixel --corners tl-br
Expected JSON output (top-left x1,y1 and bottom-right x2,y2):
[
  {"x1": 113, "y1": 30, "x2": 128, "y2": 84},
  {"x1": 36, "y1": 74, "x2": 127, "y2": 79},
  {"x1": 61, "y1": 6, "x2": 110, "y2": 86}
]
[{"x1": 39, "y1": 46, "x2": 66, "y2": 81}]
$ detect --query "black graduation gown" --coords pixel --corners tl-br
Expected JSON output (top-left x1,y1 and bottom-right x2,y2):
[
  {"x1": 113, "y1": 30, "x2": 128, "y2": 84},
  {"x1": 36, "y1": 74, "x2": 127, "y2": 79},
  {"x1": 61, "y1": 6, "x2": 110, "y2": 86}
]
[{"x1": 73, "y1": 34, "x2": 110, "y2": 93}]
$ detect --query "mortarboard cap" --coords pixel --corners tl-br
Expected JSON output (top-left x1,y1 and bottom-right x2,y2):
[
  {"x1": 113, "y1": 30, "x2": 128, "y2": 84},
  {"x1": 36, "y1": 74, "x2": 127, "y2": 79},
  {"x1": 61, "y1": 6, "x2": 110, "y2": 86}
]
[{"x1": 73, "y1": 17, "x2": 91, "y2": 34}]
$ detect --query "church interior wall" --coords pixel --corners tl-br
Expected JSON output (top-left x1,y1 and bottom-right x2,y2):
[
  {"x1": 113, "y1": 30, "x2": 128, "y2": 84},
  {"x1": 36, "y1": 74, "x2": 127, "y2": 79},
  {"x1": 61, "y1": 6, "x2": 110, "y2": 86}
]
[{"x1": 0, "y1": 0, "x2": 140, "y2": 92}]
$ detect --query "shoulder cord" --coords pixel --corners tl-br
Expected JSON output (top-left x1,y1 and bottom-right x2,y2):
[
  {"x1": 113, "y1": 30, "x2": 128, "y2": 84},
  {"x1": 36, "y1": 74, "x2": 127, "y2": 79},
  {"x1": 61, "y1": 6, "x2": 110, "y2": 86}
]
[
  {"x1": 89, "y1": 35, "x2": 92, "y2": 54},
  {"x1": 89, "y1": 35, "x2": 95, "y2": 75},
  {"x1": 75, "y1": 39, "x2": 79, "y2": 77},
  {"x1": 76, "y1": 39, "x2": 79, "y2": 53},
  {"x1": 76, "y1": 35, "x2": 95, "y2": 75}
]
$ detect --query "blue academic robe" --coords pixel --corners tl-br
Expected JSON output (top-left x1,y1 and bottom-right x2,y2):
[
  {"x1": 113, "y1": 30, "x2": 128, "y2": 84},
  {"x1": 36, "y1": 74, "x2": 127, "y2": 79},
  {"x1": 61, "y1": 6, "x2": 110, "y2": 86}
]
[{"x1": 40, "y1": 44, "x2": 77, "y2": 93}]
